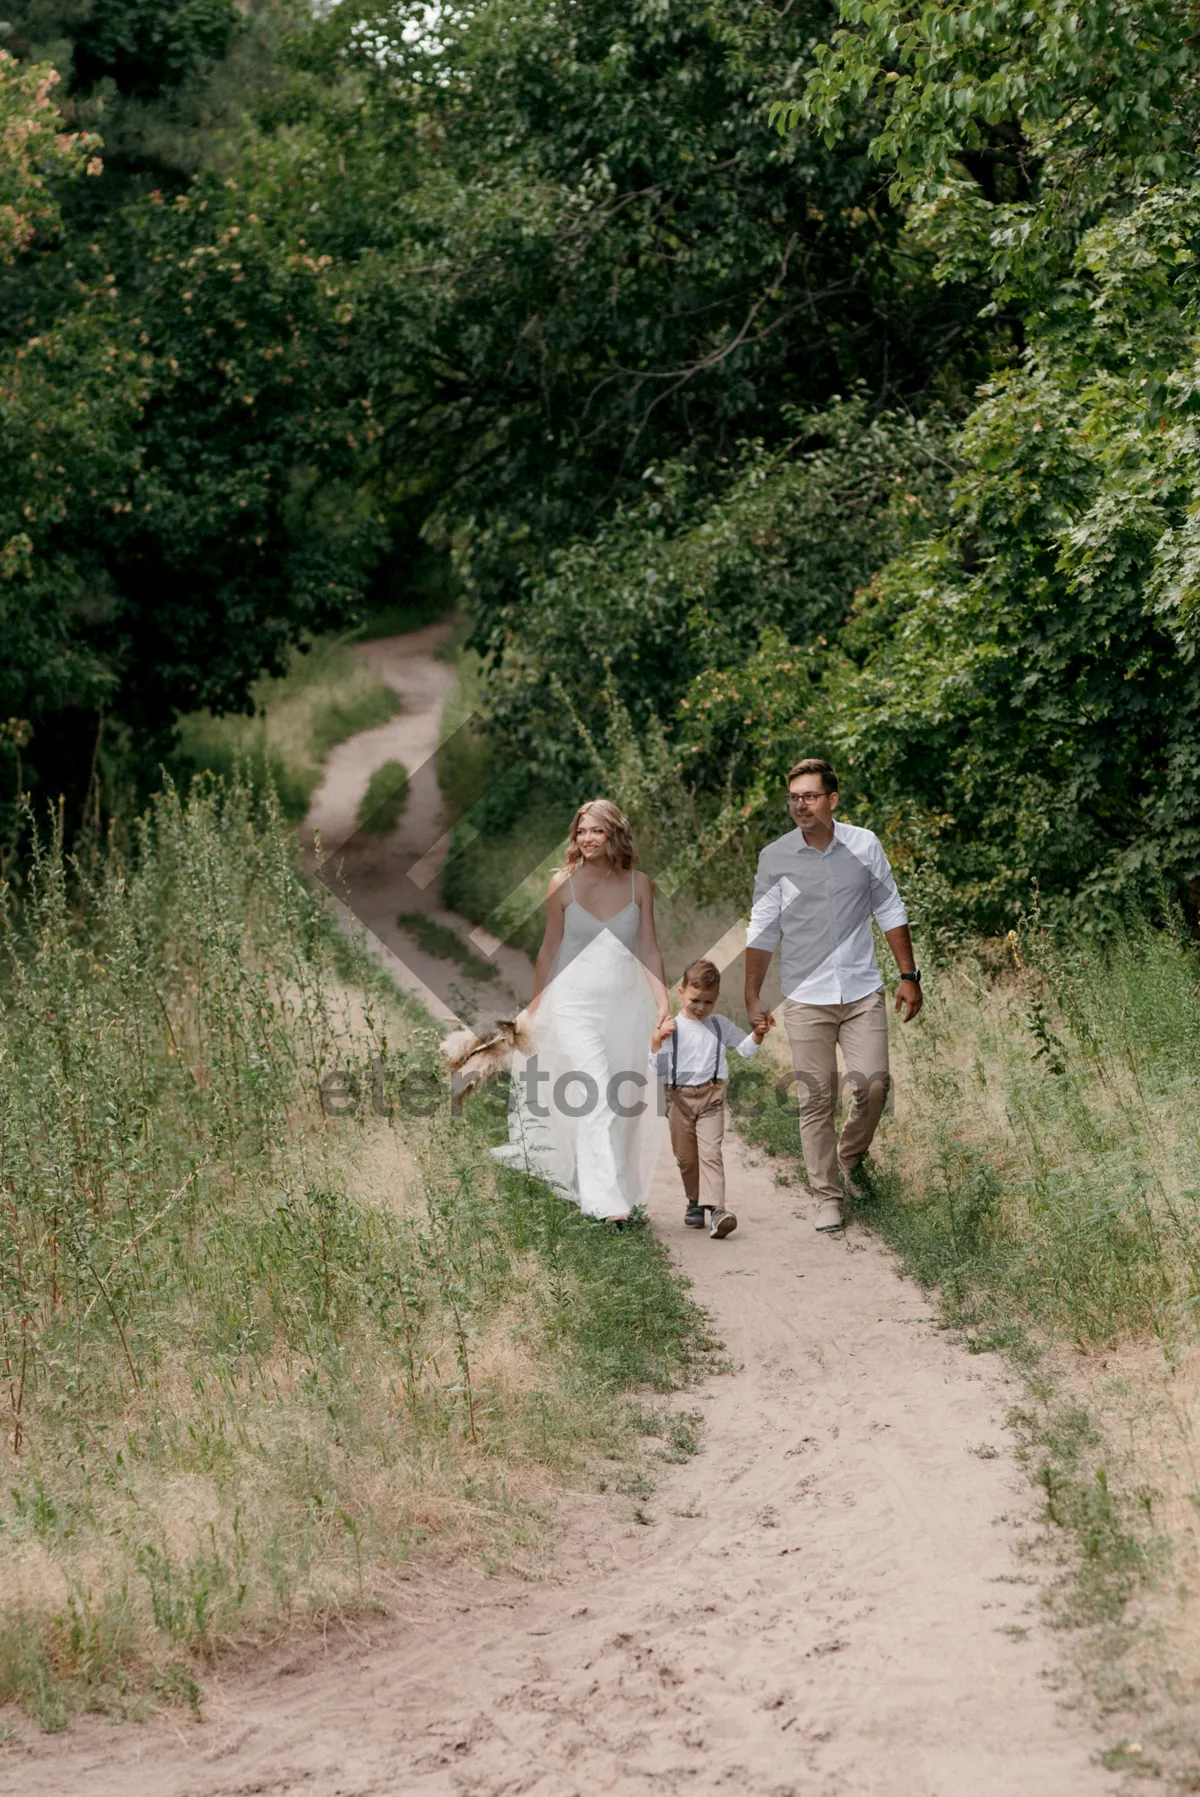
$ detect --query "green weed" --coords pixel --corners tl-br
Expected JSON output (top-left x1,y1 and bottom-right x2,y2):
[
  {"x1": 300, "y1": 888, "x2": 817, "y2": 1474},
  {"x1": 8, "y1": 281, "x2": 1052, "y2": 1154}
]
[
  {"x1": 356, "y1": 761, "x2": 409, "y2": 835},
  {"x1": 396, "y1": 912, "x2": 498, "y2": 982}
]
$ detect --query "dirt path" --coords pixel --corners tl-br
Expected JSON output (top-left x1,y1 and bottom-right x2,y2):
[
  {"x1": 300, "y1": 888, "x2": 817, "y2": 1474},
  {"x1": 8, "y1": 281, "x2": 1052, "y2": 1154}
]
[
  {"x1": 301, "y1": 620, "x2": 532, "y2": 1027},
  {"x1": 5, "y1": 628, "x2": 1118, "y2": 1796},
  {"x1": 12, "y1": 1136, "x2": 1114, "y2": 1797}
]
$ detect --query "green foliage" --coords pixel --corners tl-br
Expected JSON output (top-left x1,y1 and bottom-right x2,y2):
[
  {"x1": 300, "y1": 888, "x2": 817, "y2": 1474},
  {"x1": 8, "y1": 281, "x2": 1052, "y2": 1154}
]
[
  {"x1": 802, "y1": 187, "x2": 1200, "y2": 925},
  {"x1": 356, "y1": 760, "x2": 409, "y2": 835},
  {"x1": 788, "y1": 0, "x2": 1200, "y2": 304},
  {"x1": 14, "y1": 0, "x2": 1200, "y2": 928},
  {"x1": 1, "y1": 0, "x2": 280, "y2": 199},
  {"x1": 482, "y1": 396, "x2": 952, "y2": 777},
  {"x1": 69, "y1": 0, "x2": 243, "y2": 102},
  {"x1": 0, "y1": 3, "x2": 394, "y2": 848},
  {"x1": 395, "y1": 912, "x2": 498, "y2": 982},
  {"x1": 507, "y1": 27, "x2": 1200, "y2": 929},
  {"x1": 733, "y1": 0, "x2": 1200, "y2": 922},
  {"x1": 0, "y1": 49, "x2": 100, "y2": 262},
  {"x1": 314, "y1": 0, "x2": 994, "y2": 641},
  {"x1": 0, "y1": 156, "x2": 390, "y2": 845},
  {"x1": 0, "y1": 0, "x2": 996, "y2": 860}
]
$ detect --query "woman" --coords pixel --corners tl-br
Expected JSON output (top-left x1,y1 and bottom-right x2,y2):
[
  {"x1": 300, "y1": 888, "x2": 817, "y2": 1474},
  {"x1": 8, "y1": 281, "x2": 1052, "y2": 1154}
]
[{"x1": 492, "y1": 799, "x2": 669, "y2": 1221}]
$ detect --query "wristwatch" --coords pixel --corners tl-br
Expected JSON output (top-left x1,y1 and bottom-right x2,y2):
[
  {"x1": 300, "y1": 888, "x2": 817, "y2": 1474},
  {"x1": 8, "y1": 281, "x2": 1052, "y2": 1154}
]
[{"x1": 898, "y1": 970, "x2": 921, "y2": 985}]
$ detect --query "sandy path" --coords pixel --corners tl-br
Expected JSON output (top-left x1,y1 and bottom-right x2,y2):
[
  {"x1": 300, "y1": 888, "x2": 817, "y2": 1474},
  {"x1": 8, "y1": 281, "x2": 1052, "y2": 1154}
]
[
  {"x1": 3, "y1": 629, "x2": 1117, "y2": 1795},
  {"x1": 11, "y1": 1134, "x2": 1114, "y2": 1796}
]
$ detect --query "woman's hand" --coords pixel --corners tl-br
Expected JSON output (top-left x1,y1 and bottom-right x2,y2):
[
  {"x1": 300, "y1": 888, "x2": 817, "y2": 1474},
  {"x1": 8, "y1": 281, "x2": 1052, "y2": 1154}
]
[{"x1": 651, "y1": 1015, "x2": 675, "y2": 1054}]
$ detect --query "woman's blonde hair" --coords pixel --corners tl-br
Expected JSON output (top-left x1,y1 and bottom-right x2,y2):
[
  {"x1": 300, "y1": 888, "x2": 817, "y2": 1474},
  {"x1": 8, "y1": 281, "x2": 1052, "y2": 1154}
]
[{"x1": 562, "y1": 798, "x2": 638, "y2": 874}]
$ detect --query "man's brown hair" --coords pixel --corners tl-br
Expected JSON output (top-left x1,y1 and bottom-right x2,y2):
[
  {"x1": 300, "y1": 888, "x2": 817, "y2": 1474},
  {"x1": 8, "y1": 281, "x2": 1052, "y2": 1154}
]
[
  {"x1": 680, "y1": 958, "x2": 721, "y2": 992},
  {"x1": 787, "y1": 757, "x2": 838, "y2": 794}
]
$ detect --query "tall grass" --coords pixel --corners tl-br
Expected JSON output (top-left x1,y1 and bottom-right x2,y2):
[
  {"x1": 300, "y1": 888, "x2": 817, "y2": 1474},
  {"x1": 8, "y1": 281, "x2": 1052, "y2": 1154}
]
[
  {"x1": 0, "y1": 776, "x2": 705, "y2": 1725},
  {"x1": 174, "y1": 637, "x2": 402, "y2": 824},
  {"x1": 735, "y1": 915, "x2": 1200, "y2": 1352}
]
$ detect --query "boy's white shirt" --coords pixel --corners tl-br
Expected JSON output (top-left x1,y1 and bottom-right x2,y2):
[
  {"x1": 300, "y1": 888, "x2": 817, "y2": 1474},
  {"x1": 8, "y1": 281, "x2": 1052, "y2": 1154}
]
[{"x1": 648, "y1": 1013, "x2": 760, "y2": 1085}]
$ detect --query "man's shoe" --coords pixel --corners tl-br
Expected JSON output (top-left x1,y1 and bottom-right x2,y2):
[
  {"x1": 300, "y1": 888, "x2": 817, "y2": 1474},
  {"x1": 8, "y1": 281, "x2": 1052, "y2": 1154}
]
[
  {"x1": 709, "y1": 1207, "x2": 737, "y2": 1239},
  {"x1": 814, "y1": 1198, "x2": 844, "y2": 1232},
  {"x1": 684, "y1": 1203, "x2": 706, "y2": 1228}
]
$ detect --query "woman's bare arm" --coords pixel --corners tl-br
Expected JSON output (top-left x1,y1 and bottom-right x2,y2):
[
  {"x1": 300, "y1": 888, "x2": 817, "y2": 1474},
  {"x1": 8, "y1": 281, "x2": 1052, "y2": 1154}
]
[
  {"x1": 528, "y1": 872, "x2": 568, "y2": 1012},
  {"x1": 635, "y1": 872, "x2": 670, "y2": 1024}
]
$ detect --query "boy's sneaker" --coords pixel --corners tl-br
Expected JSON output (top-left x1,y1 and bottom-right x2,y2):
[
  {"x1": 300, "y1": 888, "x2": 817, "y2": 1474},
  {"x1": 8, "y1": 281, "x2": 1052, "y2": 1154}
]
[
  {"x1": 815, "y1": 1198, "x2": 844, "y2": 1232},
  {"x1": 684, "y1": 1203, "x2": 706, "y2": 1228},
  {"x1": 709, "y1": 1207, "x2": 737, "y2": 1239}
]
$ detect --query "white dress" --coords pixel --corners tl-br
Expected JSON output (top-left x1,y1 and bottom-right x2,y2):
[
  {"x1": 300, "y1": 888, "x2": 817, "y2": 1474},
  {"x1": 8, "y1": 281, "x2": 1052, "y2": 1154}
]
[{"x1": 491, "y1": 872, "x2": 665, "y2": 1218}]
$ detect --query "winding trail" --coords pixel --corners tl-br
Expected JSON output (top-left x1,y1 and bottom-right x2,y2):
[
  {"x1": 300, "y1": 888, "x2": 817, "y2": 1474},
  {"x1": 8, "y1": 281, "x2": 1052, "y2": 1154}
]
[
  {"x1": 8, "y1": 627, "x2": 1119, "y2": 1797},
  {"x1": 301, "y1": 619, "x2": 534, "y2": 1026}
]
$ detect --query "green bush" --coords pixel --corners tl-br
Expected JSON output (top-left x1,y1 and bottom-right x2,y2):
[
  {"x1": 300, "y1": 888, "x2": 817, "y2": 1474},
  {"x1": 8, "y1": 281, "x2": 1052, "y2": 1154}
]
[{"x1": 356, "y1": 761, "x2": 409, "y2": 834}]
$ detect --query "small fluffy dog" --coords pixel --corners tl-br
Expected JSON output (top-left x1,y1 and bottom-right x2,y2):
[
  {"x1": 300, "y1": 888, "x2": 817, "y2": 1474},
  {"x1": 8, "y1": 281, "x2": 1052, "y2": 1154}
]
[{"x1": 440, "y1": 1014, "x2": 533, "y2": 1114}]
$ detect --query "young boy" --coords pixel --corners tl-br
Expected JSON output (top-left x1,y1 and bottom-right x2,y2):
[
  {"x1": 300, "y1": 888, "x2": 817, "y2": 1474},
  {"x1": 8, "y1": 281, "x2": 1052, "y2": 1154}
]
[{"x1": 650, "y1": 959, "x2": 771, "y2": 1239}]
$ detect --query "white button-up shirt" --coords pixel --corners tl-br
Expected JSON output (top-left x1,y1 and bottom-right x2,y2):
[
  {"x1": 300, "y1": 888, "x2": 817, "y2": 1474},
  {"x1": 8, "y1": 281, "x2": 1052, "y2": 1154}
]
[
  {"x1": 649, "y1": 1014, "x2": 760, "y2": 1086},
  {"x1": 747, "y1": 820, "x2": 907, "y2": 1006}
]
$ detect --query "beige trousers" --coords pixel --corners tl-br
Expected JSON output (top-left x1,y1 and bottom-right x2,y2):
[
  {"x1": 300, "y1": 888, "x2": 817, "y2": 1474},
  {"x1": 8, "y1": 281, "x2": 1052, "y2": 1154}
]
[
  {"x1": 782, "y1": 989, "x2": 890, "y2": 1202},
  {"x1": 666, "y1": 1081, "x2": 727, "y2": 1209}
]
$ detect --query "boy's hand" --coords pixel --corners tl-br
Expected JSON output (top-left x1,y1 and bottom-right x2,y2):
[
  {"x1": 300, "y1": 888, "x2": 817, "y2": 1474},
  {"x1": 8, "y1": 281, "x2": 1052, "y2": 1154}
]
[
  {"x1": 651, "y1": 1016, "x2": 676, "y2": 1054},
  {"x1": 751, "y1": 1014, "x2": 774, "y2": 1044}
]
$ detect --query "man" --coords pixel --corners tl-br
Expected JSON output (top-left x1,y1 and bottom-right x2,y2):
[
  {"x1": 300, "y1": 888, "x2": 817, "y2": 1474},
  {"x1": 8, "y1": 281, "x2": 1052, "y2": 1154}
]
[{"x1": 744, "y1": 758, "x2": 921, "y2": 1232}]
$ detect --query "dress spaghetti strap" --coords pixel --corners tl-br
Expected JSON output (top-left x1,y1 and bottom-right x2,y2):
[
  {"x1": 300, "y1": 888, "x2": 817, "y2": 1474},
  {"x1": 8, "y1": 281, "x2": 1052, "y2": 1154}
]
[
  {"x1": 630, "y1": 867, "x2": 636, "y2": 904},
  {"x1": 567, "y1": 870, "x2": 577, "y2": 902}
]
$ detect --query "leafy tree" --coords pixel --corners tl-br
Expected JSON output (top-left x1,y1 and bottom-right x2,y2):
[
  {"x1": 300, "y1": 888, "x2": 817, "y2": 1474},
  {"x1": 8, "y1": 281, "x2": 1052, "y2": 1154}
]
[
  {"x1": 480, "y1": 396, "x2": 952, "y2": 776},
  {"x1": 479, "y1": 0, "x2": 1200, "y2": 928},
  {"x1": 0, "y1": 0, "x2": 1004, "y2": 854},
  {"x1": 720, "y1": 3, "x2": 1200, "y2": 925},
  {"x1": 0, "y1": 47, "x2": 100, "y2": 261},
  {"x1": 0, "y1": 4, "x2": 392, "y2": 840},
  {"x1": 784, "y1": 0, "x2": 1200, "y2": 308},
  {"x1": 1, "y1": 171, "x2": 387, "y2": 824},
  {"x1": 314, "y1": 0, "x2": 999, "y2": 637}
]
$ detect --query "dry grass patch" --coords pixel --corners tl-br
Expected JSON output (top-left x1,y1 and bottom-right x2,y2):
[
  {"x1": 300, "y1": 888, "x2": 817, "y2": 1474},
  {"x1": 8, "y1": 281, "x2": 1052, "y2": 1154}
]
[{"x1": 0, "y1": 775, "x2": 706, "y2": 1730}]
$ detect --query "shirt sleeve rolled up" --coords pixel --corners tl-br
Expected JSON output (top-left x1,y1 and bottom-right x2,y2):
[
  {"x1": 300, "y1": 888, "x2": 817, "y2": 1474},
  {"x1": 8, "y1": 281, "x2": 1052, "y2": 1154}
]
[
  {"x1": 869, "y1": 839, "x2": 908, "y2": 932},
  {"x1": 747, "y1": 850, "x2": 784, "y2": 953}
]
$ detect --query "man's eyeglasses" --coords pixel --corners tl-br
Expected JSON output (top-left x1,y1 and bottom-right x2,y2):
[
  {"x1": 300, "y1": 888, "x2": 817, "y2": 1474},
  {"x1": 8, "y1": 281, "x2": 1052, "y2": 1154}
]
[{"x1": 787, "y1": 790, "x2": 829, "y2": 807}]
